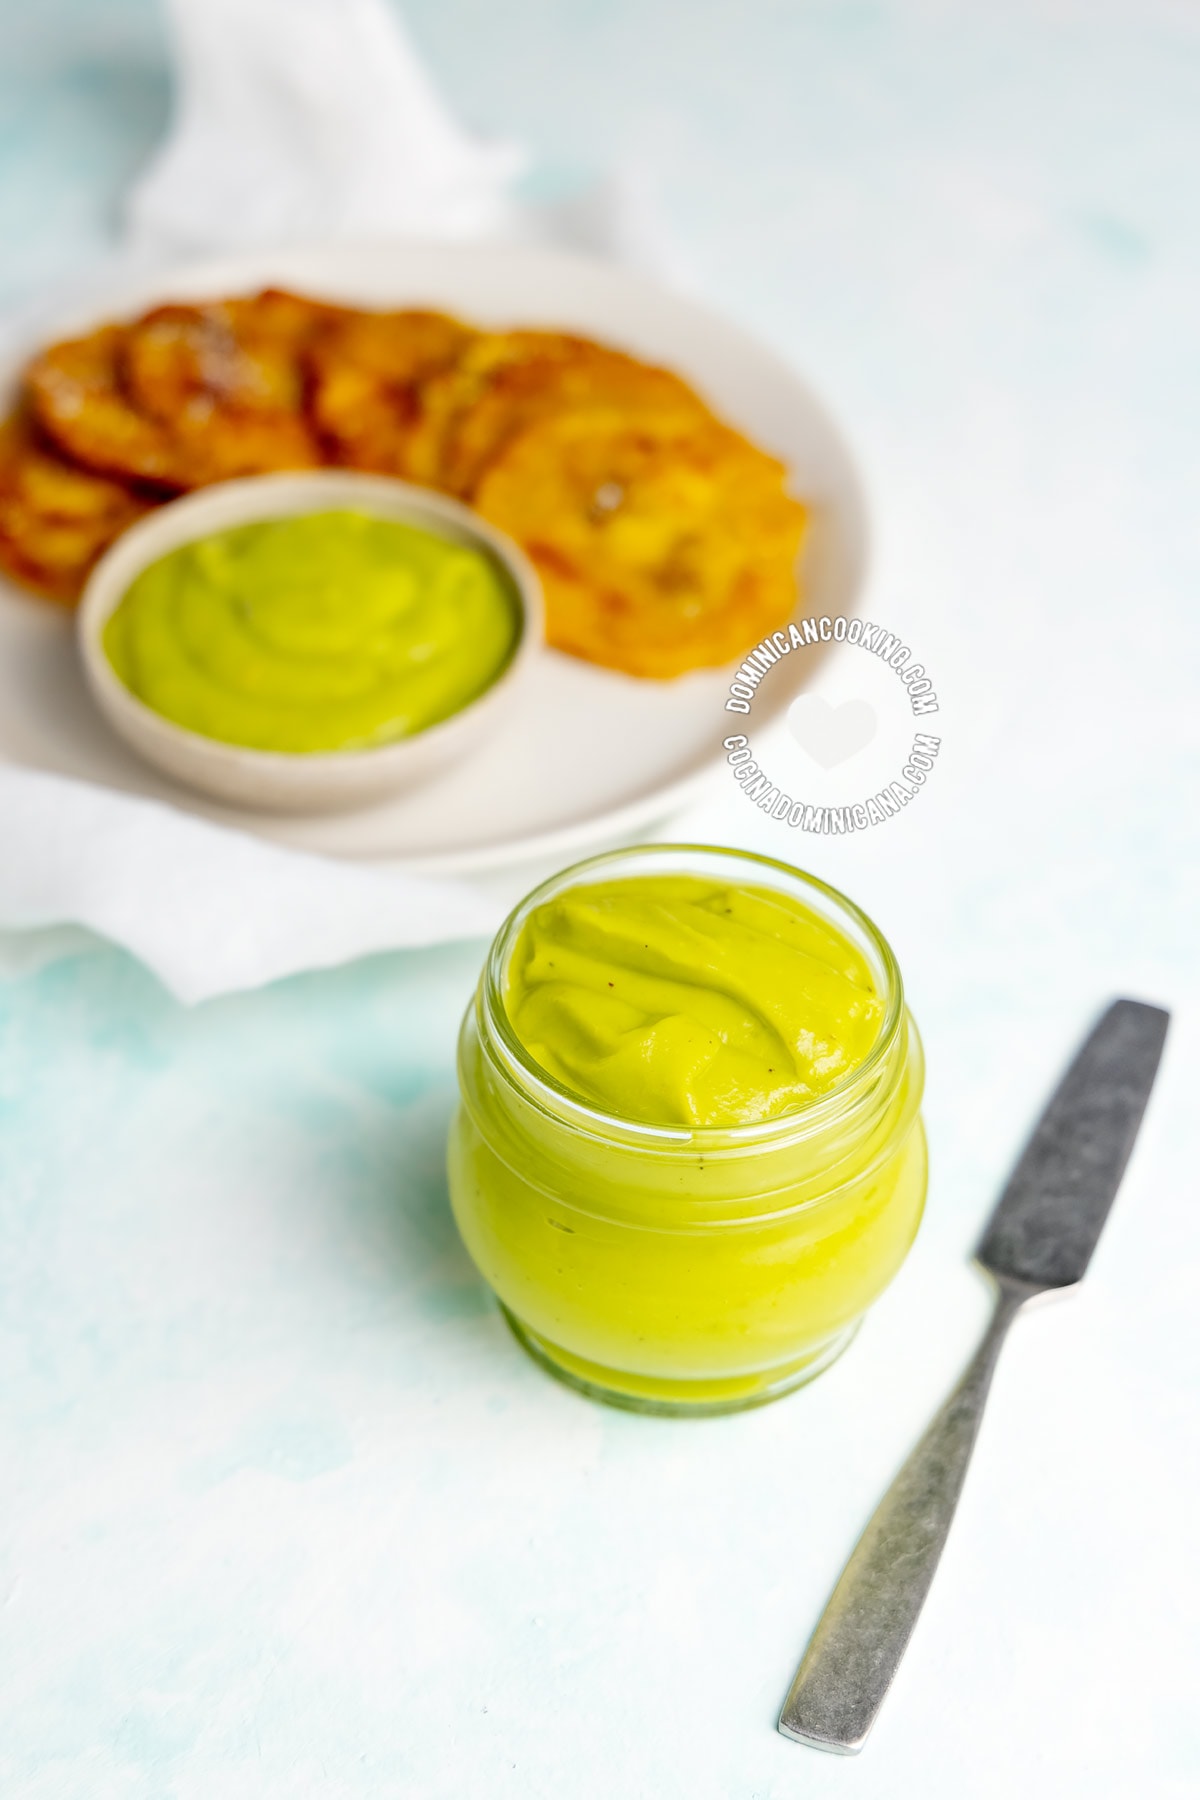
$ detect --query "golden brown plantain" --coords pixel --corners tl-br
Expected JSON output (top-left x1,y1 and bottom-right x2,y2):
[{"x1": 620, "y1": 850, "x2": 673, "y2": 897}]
[
  {"x1": 0, "y1": 412, "x2": 152, "y2": 603},
  {"x1": 474, "y1": 406, "x2": 807, "y2": 679},
  {"x1": 28, "y1": 290, "x2": 331, "y2": 491},
  {"x1": 442, "y1": 340, "x2": 710, "y2": 500},
  {"x1": 403, "y1": 330, "x2": 602, "y2": 491},
  {"x1": 308, "y1": 308, "x2": 475, "y2": 478}
]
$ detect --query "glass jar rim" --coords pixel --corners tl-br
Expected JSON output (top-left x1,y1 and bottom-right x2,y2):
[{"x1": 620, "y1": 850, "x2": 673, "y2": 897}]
[{"x1": 480, "y1": 841, "x2": 906, "y2": 1149}]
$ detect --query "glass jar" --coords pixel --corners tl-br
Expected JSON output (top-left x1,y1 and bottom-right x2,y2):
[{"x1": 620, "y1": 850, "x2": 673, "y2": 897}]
[{"x1": 447, "y1": 844, "x2": 927, "y2": 1414}]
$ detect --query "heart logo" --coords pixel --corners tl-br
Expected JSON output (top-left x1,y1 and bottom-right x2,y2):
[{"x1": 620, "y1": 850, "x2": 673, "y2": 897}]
[{"x1": 786, "y1": 696, "x2": 877, "y2": 769}]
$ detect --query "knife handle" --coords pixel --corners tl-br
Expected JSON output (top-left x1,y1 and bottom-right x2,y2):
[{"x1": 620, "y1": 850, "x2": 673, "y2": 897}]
[{"x1": 778, "y1": 1275, "x2": 1033, "y2": 1752}]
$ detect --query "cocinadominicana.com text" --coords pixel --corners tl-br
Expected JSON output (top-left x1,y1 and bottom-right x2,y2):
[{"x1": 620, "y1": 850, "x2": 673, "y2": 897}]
[{"x1": 723, "y1": 733, "x2": 942, "y2": 830}]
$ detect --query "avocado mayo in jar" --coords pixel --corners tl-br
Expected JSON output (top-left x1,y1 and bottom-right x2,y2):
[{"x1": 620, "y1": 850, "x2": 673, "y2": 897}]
[
  {"x1": 103, "y1": 509, "x2": 520, "y2": 752},
  {"x1": 448, "y1": 845, "x2": 927, "y2": 1414}
]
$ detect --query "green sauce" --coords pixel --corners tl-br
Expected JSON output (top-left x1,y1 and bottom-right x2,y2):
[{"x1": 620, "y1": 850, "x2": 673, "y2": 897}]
[
  {"x1": 449, "y1": 859, "x2": 925, "y2": 1410},
  {"x1": 103, "y1": 509, "x2": 520, "y2": 753},
  {"x1": 503, "y1": 873, "x2": 885, "y2": 1127}
]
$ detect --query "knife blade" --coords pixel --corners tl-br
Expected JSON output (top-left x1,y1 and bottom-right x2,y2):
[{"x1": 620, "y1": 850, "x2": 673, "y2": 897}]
[
  {"x1": 778, "y1": 996, "x2": 1170, "y2": 1754},
  {"x1": 977, "y1": 997, "x2": 1170, "y2": 1290}
]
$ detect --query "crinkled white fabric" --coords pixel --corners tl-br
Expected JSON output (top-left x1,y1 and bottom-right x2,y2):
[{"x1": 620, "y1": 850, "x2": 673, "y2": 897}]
[
  {"x1": 0, "y1": 766, "x2": 501, "y2": 1001},
  {"x1": 125, "y1": 0, "x2": 525, "y2": 252}
]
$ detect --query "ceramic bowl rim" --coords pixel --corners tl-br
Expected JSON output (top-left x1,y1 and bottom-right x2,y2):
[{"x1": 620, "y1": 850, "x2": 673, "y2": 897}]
[{"x1": 75, "y1": 468, "x2": 543, "y2": 792}]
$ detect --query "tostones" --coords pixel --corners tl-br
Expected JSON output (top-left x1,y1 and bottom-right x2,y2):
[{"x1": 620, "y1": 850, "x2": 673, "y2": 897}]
[
  {"x1": 473, "y1": 406, "x2": 807, "y2": 679},
  {"x1": 121, "y1": 288, "x2": 336, "y2": 426},
  {"x1": 308, "y1": 308, "x2": 475, "y2": 479},
  {"x1": 27, "y1": 289, "x2": 329, "y2": 491},
  {"x1": 27, "y1": 324, "x2": 184, "y2": 489},
  {"x1": 402, "y1": 330, "x2": 602, "y2": 491},
  {"x1": 439, "y1": 340, "x2": 710, "y2": 500},
  {"x1": 0, "y1": 411, "x2": 152, "y2": 603},
  {"x1": 12, "y1": 288, "x2": 814, "y2": 663}
]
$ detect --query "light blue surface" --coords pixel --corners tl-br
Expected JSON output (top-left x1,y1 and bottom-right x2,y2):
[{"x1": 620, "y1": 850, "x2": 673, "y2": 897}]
[{"x1": 2, "y1": 3, "x2": 1199, "y2": 1796}]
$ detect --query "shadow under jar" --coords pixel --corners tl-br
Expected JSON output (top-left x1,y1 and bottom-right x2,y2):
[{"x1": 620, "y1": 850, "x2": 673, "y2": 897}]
[{"x1": 447, "y1": 845, "x2": 927, "y2": 1415}]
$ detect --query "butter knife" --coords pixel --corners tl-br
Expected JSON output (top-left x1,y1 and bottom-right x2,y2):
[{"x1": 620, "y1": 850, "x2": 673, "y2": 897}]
[{"x1": 778, "y1": 997, "x2": 1170, "y2": 1754}]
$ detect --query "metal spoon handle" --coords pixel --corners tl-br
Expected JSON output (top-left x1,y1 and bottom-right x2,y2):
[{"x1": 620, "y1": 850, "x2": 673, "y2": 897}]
[{"x1": 778, "y1": 1277, "x2": 1030, "y2": 1753}]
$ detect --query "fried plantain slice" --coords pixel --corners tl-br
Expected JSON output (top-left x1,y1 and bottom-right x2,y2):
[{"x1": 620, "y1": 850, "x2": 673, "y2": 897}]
[
  {"x1": 474, "y1": 407, "x2": 807, "y2": 679},
  {"x1": 0, "y1": 412, "x2": 152, "y2": 603},
  {"x1": 27, "y1": 324, "x2": 186, "y2": 489},
  {"x1": 121, "y1": 287, "x2": 341, "y2": 426},
  {"x1": 442, "y1": 342, "x2": 710, "y2": 500},
  {"x1": 28, "y1": 292, "x2": 328, "y2": 491},
  {"x1": 403, "y1": 329, "x2": 601, "y2": 491},
  {"x1": 308, "y1": 308, "x2": 475, "y2": 478}
]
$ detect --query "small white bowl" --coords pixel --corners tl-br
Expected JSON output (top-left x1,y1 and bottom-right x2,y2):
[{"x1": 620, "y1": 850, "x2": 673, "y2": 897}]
[{"x1": 77, "y1": 470, "x2": 543, "y2": 814}]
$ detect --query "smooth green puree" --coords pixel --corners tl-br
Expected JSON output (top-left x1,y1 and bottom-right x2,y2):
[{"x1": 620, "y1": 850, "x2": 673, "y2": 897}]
[
  {"x1": 504, "y1": 873, "x2": 885, "y2": 1126},
  {"x1": 103, "y1": 510, "x2": 520, "y2": 752},
  {"x1": 450, "y1": 864, "x2": 925, "y2": 1409}
]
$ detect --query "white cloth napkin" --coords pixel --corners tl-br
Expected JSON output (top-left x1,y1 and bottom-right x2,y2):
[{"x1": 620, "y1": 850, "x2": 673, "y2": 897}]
[
  {"x1": 0, "y1": 0, "x2": 669, "y2": 1000},
  {"x1": 126, "y1": 0, "x2": 525, "y2": 252},
  {"x1": 0, "y1": 767, "x2": 503, "y2": 1003}
]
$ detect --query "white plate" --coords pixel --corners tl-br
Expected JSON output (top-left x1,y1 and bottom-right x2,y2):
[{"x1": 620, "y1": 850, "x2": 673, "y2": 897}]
[{"x1": 0, "y1": 241, "x2": 868, "y2": 873}]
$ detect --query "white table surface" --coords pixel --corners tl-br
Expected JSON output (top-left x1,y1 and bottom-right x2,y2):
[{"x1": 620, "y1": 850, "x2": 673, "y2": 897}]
[{"x1": 1, "y1": 2, "x2": 1197, "y2": 1796}]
